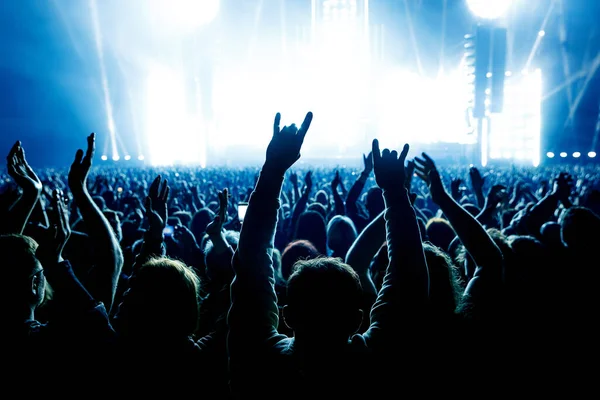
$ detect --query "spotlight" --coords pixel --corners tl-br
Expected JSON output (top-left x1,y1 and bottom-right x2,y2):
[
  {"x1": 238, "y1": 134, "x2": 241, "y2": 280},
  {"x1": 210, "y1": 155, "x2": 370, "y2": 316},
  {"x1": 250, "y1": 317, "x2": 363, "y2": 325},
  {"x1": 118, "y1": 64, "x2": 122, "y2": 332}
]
[
  {"x1": 138, "y1": 155, "x2": 145, "y2": 161},
  {"x1": 466, "y1": 0, "x2": 513, "y2": 20},
  {"x1": 112, "y1": 155, "x2": 120, "y2": 161},
  {"x1": 101, "y1": 155, "x2": 108, "y2": 161},
  {"x1": 588, "y1": 151, "x2": 596, "y2": 158},
  {"x1": 559, "y1": 152, "x2": 567, "y2": 158},
  {"x1": 573, "y1": 152, "x2": 581, "y2": 158},
  {"x1": 124, "y1": 155, "x2": 131, "y2": 161},
  {"x1": 546, "y1": 152, "x2": 555, "y2": 158}
]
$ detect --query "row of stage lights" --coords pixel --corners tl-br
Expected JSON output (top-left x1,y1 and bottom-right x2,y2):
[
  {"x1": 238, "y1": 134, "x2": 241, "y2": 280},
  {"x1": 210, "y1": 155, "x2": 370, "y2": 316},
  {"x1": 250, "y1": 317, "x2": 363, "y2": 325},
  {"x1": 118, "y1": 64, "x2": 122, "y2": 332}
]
[
  {"x1": 101, "y1": 155, "x2": 145, "y2": 161},
  {"x1": 546, "y1": 152, "x2": 597, "y2": 159}
]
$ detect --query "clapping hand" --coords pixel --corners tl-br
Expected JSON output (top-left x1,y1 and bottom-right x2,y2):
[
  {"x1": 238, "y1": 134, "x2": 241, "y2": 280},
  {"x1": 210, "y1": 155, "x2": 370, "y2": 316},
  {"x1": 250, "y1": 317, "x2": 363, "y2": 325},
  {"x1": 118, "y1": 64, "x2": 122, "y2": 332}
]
[
  {"x1": 37, "y1": 189, "x2": 71, "y2": 266},
  {"x1": 206, "y1": 188, "x2": 228, "y2": 237},
  {"x1": 68, "y1": 133, "x2": 95, "y2": 194},
  {"x1": 265, "y1": 112, "x2": 313, "y2": 174},
  {"x1": 7, "y1": 141, "x2": 42, "y2": 194}
]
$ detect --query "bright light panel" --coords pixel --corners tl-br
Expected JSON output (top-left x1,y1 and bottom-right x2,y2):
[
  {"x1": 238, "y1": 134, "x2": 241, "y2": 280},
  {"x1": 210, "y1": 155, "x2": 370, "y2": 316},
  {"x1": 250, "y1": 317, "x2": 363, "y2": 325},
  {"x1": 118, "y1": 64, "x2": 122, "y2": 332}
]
[
  {"x1": 148, "y1": 0, "x2": 219, "y2": 33},
  {"x1": 573, "y1": 152, "x2": 581, "y2": 158},
  {"x1": 546, "y1": 152, "x2": 555, "y2": 158},
  {"x1": 589, "y1": 152, "x2": 597, "y2": 158},
  {"x1": 466, "y1": 0, "x2": 513, "y2": 20}
]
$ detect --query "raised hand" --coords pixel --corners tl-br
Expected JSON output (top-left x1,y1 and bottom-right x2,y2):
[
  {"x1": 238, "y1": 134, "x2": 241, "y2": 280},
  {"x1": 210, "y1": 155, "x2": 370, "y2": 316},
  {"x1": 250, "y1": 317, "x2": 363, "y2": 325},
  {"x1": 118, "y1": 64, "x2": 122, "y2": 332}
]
[
  {"x1": 485, "y1": 184, "x2": 507, "y2": 209},
  {"x1": 371, "y1": 139, "x2": 409, "y2": 193},
  {"x1": 451, "y1": 178, "x2": 464, "y2": 201},
  {"x1": 413, "y1": 153, "x2": 446, "y2": 204},
  {"x1": 363, "y1": 151, "x2": 374, "y2": 175},
  {"x1": 7, "y1": 141, "x2": 42, "y2": 193},
  {"x1": 68, "y1": 133, "x2": 95, "y2": 193},
  {"x1": 469, "y1": 166, "x2": 485, "y2": 191},
  {"x1": 304, "y1": 170, "x2": 313, "y2": 191},
  {"x1": 206, "y1": 188, "x2": 228, "y2": 236},
  {"x1": 331, "y1": 170, "x2": 341, "y2": 190},
  {"x1": 37, "y1": 189, "x2": 71, "y2": 266},
  {"x1": 289, "y1": 171, "x2": 299, "y2": 187},
  {"x1": 404, "y1": 160, "x2": 415, "y2": 190},
  {"x1": 552, "y1": 172, "x2": 574, "y2": 204},
  {"x1": 265, "y1": 112, "x2": 313, "y2": 174},
  {"x1": 144, "y1": 175, "x2": 170, "y2": 238}
]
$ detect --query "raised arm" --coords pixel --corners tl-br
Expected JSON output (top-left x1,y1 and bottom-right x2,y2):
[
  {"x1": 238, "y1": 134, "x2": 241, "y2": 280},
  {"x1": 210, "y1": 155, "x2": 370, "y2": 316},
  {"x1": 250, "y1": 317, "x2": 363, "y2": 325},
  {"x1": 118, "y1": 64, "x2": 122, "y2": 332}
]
[
  {"x1": 414, "y1": 154, "x2": 503, "y2": 297},
  {"x1": 228, "y1": 112, "x2": 313, "y2": 390},
  {"x1": 363, "y1": 140, "x2": 429, "y2": 346},
  {"x1": 4, "y1": 142, "x2": 42, "y2": 234},
  {"x1": 68, "y1": 133, "x2": 123, "y2": 312},
  {"x1": 345, "y1": 152, "x2": 372, "y2": 216}
]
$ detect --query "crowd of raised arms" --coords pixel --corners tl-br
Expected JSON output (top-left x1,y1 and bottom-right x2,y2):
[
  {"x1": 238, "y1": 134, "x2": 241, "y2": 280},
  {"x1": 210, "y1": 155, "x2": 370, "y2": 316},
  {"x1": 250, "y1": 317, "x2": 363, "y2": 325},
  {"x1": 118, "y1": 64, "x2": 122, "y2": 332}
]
[{"x1": 2, "y1": 111, "x2": 600, "y2": 398}]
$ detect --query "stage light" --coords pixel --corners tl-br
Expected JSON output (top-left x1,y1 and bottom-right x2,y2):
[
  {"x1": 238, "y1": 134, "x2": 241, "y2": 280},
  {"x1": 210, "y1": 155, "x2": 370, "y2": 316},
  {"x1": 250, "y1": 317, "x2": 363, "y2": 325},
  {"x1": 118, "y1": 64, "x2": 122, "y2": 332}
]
[
  {"x1": 124, "y1": 155, "x2": 131, "y2": 161},
  {"x1": 559, "y1": 152, "x2": 567, "y2": 158},
  {"x1": 538, "y1": 30, "x2": 546, "y2": 37},
  {"x1": 149, "y1": 0, "x2": 220, "y2": 33},
  {"x1": 101, "y1": 155, "x2": 108, "y2": 161},
  {"x1": 138, "y1": 155, "x2": 145, "y2": 161},
  {"x1": 112, "y1": 155, "x2": 120, "y2": 161},
  {"x1": 573, "y1": 152, "x2": 581, "y2": 158},
  {"x1": 589, "y1": 151, "x2": 597, "y2": 158},
  {"x1": 546, "y1": 152, "x2": 555, "y2": 158},
  {"x1": 466, "y1": 0, "x2": 513, "y2": 20},
  {"x1": 505, "y1": 71, "x2": 512, "y2": 77}
]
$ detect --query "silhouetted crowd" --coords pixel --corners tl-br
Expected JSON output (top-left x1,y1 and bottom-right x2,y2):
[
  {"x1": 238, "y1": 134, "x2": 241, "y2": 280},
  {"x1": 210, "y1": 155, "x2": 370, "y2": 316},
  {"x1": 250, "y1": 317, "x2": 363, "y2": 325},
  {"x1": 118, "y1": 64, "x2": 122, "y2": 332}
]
[{"x1": 3, "y1": 112, "x2": 600, "y2": 398}]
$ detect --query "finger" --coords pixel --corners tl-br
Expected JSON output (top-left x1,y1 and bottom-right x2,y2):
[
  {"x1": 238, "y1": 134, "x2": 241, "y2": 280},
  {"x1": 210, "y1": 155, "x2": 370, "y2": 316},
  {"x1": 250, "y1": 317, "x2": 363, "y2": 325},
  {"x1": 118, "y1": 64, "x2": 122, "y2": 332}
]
[
  {"x1": 415, "y1": 171, "x2": 429, "y2": 182},
  {"x1": 73, "y1": 149, "x2": 84, "y2": 166},
  {"x1": 372, "y1": 139, "x2": 381, "y2": 165},
  {"x1": 399, "y1": 144, "x2": 409, "y2": 164},
  {"x1": 421, "y1": 153, "x2": 435, "y2": 168},
  {"x1": 382, "y1": 149, "x2": 391, "y2": 159},
  {"x1": 144, "y1": 196, "x2": 153, "y2": 215},
  {"x1": 163, "y1": 185, "x2": 170, "y2": 203},
  {"x1": 7, "y1": 141, "x2": 20, "y2": 160},
  {"x1": 160, "y1": 179, "x2": 169, "y2": 201},
  {"x1": 149, "y1": 176, "x2": 161, "y2": 199},
  {"x1": 273, "y1": 113, "x2": 281, "y2": 137},
  {"x1": 85, "y1": 133, "x2": 96, "y2": 163},
  {"x1": 298, "y1": 111, "x2": 313, "y2": 141},
  {"x1": 390, "y1": 150, "x2": 398, "y2": 160}
]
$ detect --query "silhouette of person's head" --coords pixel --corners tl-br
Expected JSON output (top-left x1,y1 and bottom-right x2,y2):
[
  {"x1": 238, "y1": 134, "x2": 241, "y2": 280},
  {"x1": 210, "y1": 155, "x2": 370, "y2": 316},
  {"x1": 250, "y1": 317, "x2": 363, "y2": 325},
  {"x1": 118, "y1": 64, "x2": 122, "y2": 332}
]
[
  {"x1": 294, "y1": 211, "x2": 327, "y2": 255},
  {"x1": 284, "y1": 257, "x2": 363, "y2": 341},
  {"x1": 326, "y1": 215, "x2": 357, "y2": 258},
  {"x1": 281, "y1": 239, "x2": 319, "y2": 281},
  {"x1": 315, "y1": 190, "x2": 328, "y2": 207},
  {"x1": 116, "y1": 257, "x2": 200, "y2": 339},
  {"x1": 0, "y1": 234, "x2": 45, "y2": 320},
  {"x1": 426, "y1": 218, "x2": 456, "y2": 253},
  {"x1": 190, "y1": 208, "x2": 215, "y2": 243},
  {"x1": 560, "y1": 206, "x2": 600, "y2": 251}
]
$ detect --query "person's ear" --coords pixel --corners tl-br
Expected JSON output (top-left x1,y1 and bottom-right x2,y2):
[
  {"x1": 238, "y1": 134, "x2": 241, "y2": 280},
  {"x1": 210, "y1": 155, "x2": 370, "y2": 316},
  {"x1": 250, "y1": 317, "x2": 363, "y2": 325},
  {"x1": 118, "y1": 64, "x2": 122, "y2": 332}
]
[
  {"x1": 282, "y1": 305, "x2": 296, "y2": 330},
  {"x1": 350, "y1": 309, "x2": 364, "y2": 335},
  {"x1": 31, "y1": 276, "x2": 39, "y2": 297}
]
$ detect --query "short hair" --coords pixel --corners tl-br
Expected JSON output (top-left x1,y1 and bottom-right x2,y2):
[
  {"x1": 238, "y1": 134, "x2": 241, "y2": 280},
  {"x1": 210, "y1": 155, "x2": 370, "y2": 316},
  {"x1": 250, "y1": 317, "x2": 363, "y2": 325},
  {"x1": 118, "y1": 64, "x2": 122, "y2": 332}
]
[
  {"x1": 315, "y1": 190, "x2": 329, "y2": 207},
  {"x1": 326, "y1": 215, "x2": 357, "y2": 256},
  {"x1": 281, "y1": 239, "x2": 319, "y2": 280},
  {"x1": 426, "y1": 218, "x2": 456, "y2": 253},
  {"x1": 365, "y1": 187, "x2": 384, "y2": 215},
  {"x1": 307, "y1": 202, "x2": 328, "y2": 221},
  {"x1": 125, "y1": 257, "x2": 201, "y2": 337},
  {"x1": 294, "y1": 211, "x2": 327, "y2": 255},
  {"x1": 287, "y1": 257, "x2": 362, "y2": 327}
]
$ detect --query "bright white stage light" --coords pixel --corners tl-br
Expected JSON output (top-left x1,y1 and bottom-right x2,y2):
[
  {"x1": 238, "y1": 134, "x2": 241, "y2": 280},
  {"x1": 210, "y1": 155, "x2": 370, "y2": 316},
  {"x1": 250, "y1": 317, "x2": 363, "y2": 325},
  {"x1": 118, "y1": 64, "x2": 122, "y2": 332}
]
[
  {"x1": 538, "y1": 30, "x2": 546, "y2": 37},
  {"x1": 589, "y1": 151, "x2": 597, "y2": 158},
  {"x1": 138, "y1": 155, "x2": 145, "y2": 161},
  {"x1": 573, "y1": 152, "x2": 581, "y2": 158},
  {"x1": 101, "y1": 155, "x2": 108, "y2": 161},
  {"x1": 466, "y1": 0, "x2": 513, "y2": 19},
  {"x1": 149, "y1": 0, "x2": 220, "y2": 33},
  {"x1": 124, "y1": 155, "x2": 131, "y2": 161},
  {"x1": 559, "y1": 152, "x2": 567, "y2": 158},
  {"x1": 112, "y1": 155, "x2": 120, "y2": 161},
  {"x1": 546, "y1": 152, "x2": 555, "y2": 158}
]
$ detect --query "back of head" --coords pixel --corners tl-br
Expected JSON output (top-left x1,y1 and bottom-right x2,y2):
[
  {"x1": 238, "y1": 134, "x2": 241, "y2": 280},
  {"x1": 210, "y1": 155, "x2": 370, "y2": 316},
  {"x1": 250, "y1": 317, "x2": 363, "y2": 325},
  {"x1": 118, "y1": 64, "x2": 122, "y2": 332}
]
[
  {"x1": 315, "y1": 190, "x2": 328, "y2": 207},
  {"x1": 295, "y1": 210, "x2": 327, "y2": 255},
  {"x1": 172, "y1": 211, "x2": 192, "y2": 228},
  {"x1": 560, "y1": 206, "x2": 600, "y2": 251},
  {"x1": 117, "y1": 257, "x2": 200, "y2": 338},
  {"x1": 0, "y1": 234, "x2": 43, "y2": 308},
  {"x1": 307, "y1": 202, "x2": 328, "y2": 221},
  {"x1": 190, "y1": 208, "x2": 215, "y2": 243},
  {"x1": 281, "y1": 239, "x2": 319, "y2": 281},
  {"x1": 286, "y1": 257, "x2": 362, "y2": 336},
  {"x1": 426, "y1": 218, "x2": 456, "y2": 253},
  {"x1": 326, "y1": 215, "x2": 357, "y2": 258}
]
